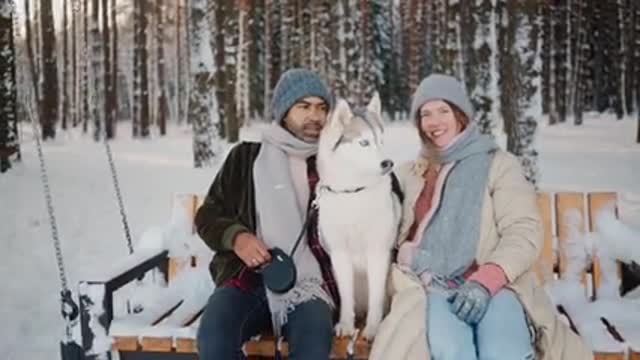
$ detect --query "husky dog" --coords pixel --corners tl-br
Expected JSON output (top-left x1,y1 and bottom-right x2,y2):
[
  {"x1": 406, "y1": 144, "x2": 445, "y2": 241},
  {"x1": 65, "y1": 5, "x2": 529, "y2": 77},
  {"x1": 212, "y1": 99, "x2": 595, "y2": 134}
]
[{"x1": 316, "y1": 93, "x2": 401, "y2": 340}]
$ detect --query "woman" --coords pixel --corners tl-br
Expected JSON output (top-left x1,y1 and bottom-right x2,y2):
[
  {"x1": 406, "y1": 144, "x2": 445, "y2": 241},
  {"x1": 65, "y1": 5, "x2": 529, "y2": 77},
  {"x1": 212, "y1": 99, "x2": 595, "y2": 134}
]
[{"x1": 369, "y1": 74, "x2": 592, "y2": 359}]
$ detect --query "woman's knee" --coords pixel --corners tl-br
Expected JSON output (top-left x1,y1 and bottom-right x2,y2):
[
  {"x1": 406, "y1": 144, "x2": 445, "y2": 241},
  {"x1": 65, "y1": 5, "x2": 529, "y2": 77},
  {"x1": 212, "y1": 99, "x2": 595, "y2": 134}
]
[
  {"x1": 427, "y1": 293, "x2": 476, "y2": 359},
  {"x1": 478, "y1": 341, "x2": 535, "y2": 360},
  {"x1": 430, "y1": 341, "x2": 477, "y2": 360},
  {"x1": 477, "y1": 290, "x2": 534, "y2": 360}
]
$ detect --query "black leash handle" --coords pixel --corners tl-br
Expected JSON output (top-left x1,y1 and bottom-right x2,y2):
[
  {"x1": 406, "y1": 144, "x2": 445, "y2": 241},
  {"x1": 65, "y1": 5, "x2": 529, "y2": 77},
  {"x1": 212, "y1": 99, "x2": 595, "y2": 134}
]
[{"x1": 289, "y1": 207, "x2": 318, "y2": 257}]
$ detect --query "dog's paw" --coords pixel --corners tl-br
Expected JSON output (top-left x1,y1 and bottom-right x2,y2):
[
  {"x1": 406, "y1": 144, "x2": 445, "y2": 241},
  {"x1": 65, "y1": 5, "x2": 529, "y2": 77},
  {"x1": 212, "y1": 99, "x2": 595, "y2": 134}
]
[
  {"x1": 361, "y1": 322, "x2": 380, "y2": 341},
  {"x1": 334, "y1": 321, "x2": 356, "y2": 338}
]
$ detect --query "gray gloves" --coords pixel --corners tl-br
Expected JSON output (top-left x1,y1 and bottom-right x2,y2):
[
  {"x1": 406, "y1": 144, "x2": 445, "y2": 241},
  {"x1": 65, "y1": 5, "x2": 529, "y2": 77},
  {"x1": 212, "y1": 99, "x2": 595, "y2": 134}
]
[{"x1": 448, "y1": 280, "x2": 491, "y2": 325}]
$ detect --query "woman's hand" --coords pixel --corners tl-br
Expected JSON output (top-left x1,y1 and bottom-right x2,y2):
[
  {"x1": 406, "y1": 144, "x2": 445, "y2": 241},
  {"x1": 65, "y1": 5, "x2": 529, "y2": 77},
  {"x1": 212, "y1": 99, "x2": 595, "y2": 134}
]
[{"x1": 447, "y1": 281, "x2": 491, "y2": 325}]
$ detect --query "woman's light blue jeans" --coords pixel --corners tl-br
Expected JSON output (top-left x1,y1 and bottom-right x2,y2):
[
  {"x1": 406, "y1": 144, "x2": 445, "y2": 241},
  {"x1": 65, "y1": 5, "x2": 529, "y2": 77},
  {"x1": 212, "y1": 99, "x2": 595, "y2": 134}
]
[{"x1": 427, "y1": 289, "x2": 535, "y2": 360}]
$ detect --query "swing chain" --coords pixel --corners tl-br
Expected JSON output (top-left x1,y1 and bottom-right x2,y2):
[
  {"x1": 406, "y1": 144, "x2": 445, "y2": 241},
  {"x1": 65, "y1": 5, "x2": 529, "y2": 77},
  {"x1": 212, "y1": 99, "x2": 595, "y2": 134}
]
[
  {"x1": 103, "y1": 136, "x2": 134, "y2": 254},
  {"x1": 27, "y1": 93, "x2": 80, "y2": 333},
  {"x1": 30, "y1": 112, "x2": 69, "y2": 292}
]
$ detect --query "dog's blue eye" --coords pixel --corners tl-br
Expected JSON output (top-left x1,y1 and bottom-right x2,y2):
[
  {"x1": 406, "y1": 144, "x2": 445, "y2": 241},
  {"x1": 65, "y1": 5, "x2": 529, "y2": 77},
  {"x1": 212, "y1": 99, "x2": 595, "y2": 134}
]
[{"x1": 359, "y1": 139, "x2": 370, "y2": 147}]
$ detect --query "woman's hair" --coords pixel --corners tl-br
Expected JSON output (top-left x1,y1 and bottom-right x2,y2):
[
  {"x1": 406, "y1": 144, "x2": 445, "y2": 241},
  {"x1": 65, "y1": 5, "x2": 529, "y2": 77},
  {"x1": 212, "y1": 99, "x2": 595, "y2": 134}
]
[
  {"x1": 449, "y1": 102, "x2": 470, "y2": 130},
  {"x1": 416, "y1": 100, "x2": 470, "y2": 145}
]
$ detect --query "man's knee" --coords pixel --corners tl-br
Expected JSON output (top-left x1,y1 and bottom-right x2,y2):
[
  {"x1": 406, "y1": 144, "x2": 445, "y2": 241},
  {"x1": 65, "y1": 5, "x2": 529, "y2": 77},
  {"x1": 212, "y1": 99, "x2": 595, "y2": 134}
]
[
  {"x1": 197, "y1": 320, "x2": 235, "y2": 359},
  {"x1": 196, "y1": 288, "x2": 268, "y2": 359},
  {"x1": 197, "y1": 305, "x2": 239, "y2": 359},
  {"x1": 285, "y1": 300, "x2": 334, "y2": 359}
]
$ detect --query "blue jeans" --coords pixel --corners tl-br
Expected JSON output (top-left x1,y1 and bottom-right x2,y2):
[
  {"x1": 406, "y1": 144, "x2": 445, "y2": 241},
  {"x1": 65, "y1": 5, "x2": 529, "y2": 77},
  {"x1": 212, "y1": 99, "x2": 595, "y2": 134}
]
[
  {"x1": 197, "y1": 286, "x2": 333, "y2": 360},
  {"x1": 427, "y1": 289, "x2": 535, "y2": 360}
]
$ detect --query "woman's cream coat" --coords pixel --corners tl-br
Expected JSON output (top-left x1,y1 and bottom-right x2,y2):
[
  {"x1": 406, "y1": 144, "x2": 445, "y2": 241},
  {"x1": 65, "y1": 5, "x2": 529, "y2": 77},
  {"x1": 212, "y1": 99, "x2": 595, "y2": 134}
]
[{"x1": 370, "y1": 150, "x2": 593, "y2": 360}]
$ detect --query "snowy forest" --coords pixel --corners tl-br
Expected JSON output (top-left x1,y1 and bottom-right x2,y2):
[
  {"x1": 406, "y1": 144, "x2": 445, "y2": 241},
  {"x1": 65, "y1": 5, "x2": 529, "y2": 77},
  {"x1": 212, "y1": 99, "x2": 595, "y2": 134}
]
[{"x1": 1, "y1": 0, "x2": 640, "y2": 181}]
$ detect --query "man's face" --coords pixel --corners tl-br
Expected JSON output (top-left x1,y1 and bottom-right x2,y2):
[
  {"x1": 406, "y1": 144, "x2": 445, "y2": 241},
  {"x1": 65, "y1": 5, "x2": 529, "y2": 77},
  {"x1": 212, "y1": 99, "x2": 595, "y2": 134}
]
[{"x1": 282, "y1": 96, "x2": 329, "y2": 142}]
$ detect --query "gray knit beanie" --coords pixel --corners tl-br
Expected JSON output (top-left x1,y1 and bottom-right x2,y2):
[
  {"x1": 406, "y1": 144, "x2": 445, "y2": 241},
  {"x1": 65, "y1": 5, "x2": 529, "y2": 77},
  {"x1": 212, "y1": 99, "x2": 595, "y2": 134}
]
[
  {"x1": 271, "y1": 68, "x2": 334, "y2": 123},
  {"x1": 410, "y1": 74, "x2": 474, "y2": 123}
]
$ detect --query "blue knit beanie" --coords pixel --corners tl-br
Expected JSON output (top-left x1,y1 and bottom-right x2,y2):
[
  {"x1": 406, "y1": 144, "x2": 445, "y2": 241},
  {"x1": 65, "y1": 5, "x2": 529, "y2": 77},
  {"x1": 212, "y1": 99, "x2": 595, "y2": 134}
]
[
  {"x1": 410, "y1": 74, "x2": 474, "y2": 123},
  {"x1": 271, "y1": 68, "x2": 334, "y2": 123}
]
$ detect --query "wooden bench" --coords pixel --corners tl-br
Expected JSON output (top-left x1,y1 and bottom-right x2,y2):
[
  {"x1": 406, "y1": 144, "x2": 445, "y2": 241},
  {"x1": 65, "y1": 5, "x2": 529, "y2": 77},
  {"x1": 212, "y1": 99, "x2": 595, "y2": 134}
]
[{"x1": 78, "y1": 192, "x2": 640, "y2": 360}]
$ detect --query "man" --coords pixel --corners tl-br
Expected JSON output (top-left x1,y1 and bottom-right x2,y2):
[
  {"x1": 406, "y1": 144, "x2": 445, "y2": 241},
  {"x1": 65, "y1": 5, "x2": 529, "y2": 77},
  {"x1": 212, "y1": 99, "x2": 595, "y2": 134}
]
[{"x1": 195, "y1": 68, "x2": 340, "y2": 360}]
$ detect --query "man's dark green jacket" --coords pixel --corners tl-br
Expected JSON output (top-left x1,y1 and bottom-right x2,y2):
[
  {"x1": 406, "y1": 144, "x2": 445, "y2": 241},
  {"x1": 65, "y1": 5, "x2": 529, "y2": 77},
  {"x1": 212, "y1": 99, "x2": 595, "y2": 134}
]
[{"x1": 195, "y1": 142, "x2": 262, "y2": 285}]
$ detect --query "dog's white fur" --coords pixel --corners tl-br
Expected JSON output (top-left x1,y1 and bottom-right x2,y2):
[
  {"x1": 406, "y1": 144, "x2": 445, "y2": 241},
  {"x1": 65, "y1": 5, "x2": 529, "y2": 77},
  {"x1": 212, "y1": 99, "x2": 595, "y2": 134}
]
[
  {"x1": 595, "y1": 205, "x2": 640, "y2": 266},
  {"x1": 316, "y1": 94, "x2": 401, "y2": 340}
]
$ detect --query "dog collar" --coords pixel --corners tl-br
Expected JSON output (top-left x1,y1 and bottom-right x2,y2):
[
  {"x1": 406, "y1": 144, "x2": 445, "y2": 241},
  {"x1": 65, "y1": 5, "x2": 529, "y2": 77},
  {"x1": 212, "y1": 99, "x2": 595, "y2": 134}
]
[{"x1": 319, "y1": 185, "x2": 366, "y2": 194}]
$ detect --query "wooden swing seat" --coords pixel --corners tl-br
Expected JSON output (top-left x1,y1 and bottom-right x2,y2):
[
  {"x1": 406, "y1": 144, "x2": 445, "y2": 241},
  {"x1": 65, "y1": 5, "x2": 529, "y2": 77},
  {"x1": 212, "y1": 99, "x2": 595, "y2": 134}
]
[{"x1": 78, "y1": 191, "x2": 640, "y2": 360}]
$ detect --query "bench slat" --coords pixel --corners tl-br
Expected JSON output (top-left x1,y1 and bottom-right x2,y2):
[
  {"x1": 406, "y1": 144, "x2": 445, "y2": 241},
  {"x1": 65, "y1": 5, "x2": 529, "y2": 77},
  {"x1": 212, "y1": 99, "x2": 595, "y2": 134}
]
[
  {"x1": 195, "y1": 195, "x2": 205, "y2": 213},
  {"x1": 588, "y1": 193, "x2": 618, "y2": 298},
  {"x1": 242, "y1": 336, "x2": 371, "y2": 359},
  {"x1": 175, "y1": 338, "x2": 197, "y2": 353},
  {"x1": 593, "y1": 353, "x2": 626, "y2": 360},
  {"x1": 536, "y1": 193, "x2": 555, "y2": 284},
  {"x1": 556, "y1": 192, "x2": 586, "y2": 277},
  {"x1": 140, "y1": 337, "x2": 173, "y2": 352},
  {"x1": 113, "y1": 336, "x2": 139, "y2": 352},
  {"x1": 169, "y1": 194, "x2": 198, "y2": 282}
]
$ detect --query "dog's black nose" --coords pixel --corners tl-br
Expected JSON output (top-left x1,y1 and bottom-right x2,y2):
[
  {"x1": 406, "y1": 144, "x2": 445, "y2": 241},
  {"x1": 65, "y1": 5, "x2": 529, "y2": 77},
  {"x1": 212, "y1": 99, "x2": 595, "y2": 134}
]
[{"x1": 381, "y1": 160, "x2": 394, "y2": 170}]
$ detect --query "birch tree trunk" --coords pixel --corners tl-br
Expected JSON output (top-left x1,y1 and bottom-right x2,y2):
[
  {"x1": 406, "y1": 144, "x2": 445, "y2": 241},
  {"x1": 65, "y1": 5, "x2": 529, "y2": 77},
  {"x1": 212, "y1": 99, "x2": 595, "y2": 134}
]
[
  {"x1": 189, "y1": 0, "x2": 221, "y2": 167},
  {"x1": 156, "y1": 0, "x2": 168, "y2": 135},
  {"x1": 89, "y1": 0, "x2": 103, "y2": 140},
  {"x1": 40, "y1": 0, "x2": 58, "y2": 139},
  {"x1": 1, "y1": 0, "x2": 19, "y2": 172}
]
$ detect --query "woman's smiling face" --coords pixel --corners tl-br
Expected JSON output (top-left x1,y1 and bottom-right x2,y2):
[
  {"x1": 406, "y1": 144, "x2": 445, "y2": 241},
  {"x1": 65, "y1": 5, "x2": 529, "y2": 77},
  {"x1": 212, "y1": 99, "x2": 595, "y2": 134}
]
[{"x1": 418, "y1": 100, "x2": 464, "y2": 149}]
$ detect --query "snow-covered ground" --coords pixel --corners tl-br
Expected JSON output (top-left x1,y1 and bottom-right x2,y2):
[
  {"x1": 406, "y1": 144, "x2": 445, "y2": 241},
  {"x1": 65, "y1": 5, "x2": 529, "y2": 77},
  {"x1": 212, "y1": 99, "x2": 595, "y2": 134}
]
[{"x1": 1, "y1": 114, "x2": 639, "y2": 359}]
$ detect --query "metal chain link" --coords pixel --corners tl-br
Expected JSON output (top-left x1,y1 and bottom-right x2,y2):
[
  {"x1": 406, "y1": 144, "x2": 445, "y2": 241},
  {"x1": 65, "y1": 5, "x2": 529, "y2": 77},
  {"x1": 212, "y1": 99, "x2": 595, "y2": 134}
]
[
  {"x1": 28, "y1": 108, "x2": 69, "y2": 292},
  {"x1": 103, "y1": 137, "x2": 134, "y2": 254}
]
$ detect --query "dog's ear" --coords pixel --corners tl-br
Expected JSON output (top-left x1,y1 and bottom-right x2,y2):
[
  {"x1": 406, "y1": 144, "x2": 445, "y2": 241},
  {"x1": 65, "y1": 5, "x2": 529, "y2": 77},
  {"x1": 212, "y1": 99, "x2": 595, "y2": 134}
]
[
  {"x1": 367, "y1": 92, "x2": 382, "y2": 116},
  {"x1": 332, "y1": 99, "x2": 353, "y2": 127},
  {"x1": 367, "y1": 91, "x2": 385, "y2": 134}
]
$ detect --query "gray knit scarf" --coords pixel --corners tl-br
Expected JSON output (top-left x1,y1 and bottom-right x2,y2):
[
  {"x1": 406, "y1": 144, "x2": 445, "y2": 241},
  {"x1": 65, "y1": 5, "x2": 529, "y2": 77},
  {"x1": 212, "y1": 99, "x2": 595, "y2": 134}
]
[
  {"x1": 253, "y1": 123, "x2": 334, "y2": 337},
  {"x1": 411, "y1": 124, "x2": 498, "y2": 287}
]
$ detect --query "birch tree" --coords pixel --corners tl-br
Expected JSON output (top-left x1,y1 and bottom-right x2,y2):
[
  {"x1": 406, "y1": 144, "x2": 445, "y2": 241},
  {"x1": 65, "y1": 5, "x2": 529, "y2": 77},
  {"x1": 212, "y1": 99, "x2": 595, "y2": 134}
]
[
  {"x1": 156, "y1": 0, "x2": 168, "y2": 135},
  {"x1": 499, "y1": 0, "x2": 541, "y2": 184},
  {"x1": 133, "y1": 0, "x2": 150, "y2": 137},
  {"x1": 1, "y1": 0, "x2": 19, "y2": 172},
  {"x1": 62, "y1": 0, "x2": 69, "y2": 130},
  {"x1": 189, "y1": 0, "x2": 221, "y2": 167},
  {"x1": 40, "y1": 0, "x2": 58, "y2": 139},
  {"x1": 470, "y1": 0, "x2": 494, "y2": 134},
  {"x1": 633, "y1": 1, "x2": 640, "y2": 142},
  {"x1": 102, "y1": 0, "x2": 115, "y2": 138},
  {"x1": 236, "y1": 0, "x2": 250, "y2": 126},
  {"x1": 263, "y1": 0, "x2": 275, "y2": 121},
  {"x1": 110, "y1": 0, "x2": 117, "y2": 130},
  {"x1": 82, "y1": 0, "x2": 90, "y2": 132},
  {"x1": 89, "y1": 0, "x2": 103, "y2": 140}
]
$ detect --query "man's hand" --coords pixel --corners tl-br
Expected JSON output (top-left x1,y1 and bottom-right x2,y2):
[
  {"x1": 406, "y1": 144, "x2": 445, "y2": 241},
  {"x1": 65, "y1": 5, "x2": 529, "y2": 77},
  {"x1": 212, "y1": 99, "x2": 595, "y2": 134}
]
[
  {"x1": 447, "y1": 281, "x2": 491, "y2": 325},
  {"x1": 233, "y1": 232, "x2": 272, "y2": 268}
]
